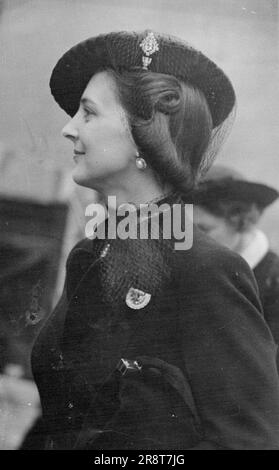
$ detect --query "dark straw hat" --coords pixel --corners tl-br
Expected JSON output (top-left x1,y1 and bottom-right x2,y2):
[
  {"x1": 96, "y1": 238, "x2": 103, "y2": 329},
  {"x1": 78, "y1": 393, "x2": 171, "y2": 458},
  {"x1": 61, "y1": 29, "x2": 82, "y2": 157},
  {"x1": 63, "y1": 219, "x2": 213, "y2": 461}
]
[
  {"x1": 50, "y1": 30, "x2": 235, "y2": 128},
  {"x1": 191, "y1": 165, "x2": 279, "y2": 209}
]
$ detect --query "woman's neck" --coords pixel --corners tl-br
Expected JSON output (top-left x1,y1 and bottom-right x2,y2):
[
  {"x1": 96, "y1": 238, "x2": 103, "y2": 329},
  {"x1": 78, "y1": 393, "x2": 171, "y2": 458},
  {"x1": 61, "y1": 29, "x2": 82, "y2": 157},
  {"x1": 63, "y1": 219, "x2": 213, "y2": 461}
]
[{"x1": 97, "y1": 173, "x2": 173, "y2": 210}]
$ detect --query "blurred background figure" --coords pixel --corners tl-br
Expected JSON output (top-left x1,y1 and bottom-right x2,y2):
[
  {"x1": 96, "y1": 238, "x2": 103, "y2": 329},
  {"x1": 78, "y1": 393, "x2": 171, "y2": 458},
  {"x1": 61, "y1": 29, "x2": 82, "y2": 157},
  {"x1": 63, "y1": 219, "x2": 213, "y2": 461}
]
[
  {"x1": 0, "y1": 142, "x2": 69, "y2": 378},
  {"x1": 192, "y1": 165, "x2": 279, "y2": 348},
  {"x1": 0, "y1": 142, "x2": 68, "y2": 449},
  {"x1": 0, "y1": 140, "x2": 98, "y2": 448}
]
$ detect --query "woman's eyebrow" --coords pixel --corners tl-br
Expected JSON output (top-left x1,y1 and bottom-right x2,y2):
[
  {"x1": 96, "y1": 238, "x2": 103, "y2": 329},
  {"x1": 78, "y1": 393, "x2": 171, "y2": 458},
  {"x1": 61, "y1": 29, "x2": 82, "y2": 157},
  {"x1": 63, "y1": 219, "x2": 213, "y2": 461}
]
[{"x1": 80, "y1": 97, "x2": 98, "y2": 108}]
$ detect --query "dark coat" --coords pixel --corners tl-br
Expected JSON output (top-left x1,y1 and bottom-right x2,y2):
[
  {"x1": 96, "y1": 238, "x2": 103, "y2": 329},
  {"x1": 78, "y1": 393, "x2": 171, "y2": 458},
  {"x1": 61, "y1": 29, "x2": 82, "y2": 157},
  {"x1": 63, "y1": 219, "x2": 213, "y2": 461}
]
[
  {"x1": 254, "y1": 250, "x2": 279, "y2": 346},
  {"x1": 25, "y1": 202, "x2": 279, "y2": 450}
]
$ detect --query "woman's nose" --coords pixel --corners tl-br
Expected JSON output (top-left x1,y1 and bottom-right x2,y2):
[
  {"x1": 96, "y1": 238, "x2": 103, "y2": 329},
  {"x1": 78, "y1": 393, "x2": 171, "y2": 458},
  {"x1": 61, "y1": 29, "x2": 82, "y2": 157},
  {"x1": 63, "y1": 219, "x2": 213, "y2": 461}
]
[{"x1": 61, "y1": 118, "x2": 78, "y2": 142}]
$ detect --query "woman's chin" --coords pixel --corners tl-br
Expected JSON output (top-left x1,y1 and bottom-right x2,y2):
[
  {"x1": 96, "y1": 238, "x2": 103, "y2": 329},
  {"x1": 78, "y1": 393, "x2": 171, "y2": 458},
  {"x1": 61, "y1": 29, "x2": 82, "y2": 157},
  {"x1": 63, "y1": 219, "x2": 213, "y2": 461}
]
[
  {"x1": 72, "y1": 170, "x2": 99, "y2": 191},
  {"x1": 72, "y1": 170, "x2": 91, "y2": 188}
]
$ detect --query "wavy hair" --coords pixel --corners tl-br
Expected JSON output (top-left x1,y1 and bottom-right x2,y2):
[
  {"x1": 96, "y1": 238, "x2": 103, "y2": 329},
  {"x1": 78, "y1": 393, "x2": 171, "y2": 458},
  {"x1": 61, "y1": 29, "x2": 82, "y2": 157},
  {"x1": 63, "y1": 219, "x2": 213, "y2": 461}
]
[{"x1": 108, "y1": 69, "x2": 213, "y2": 194}]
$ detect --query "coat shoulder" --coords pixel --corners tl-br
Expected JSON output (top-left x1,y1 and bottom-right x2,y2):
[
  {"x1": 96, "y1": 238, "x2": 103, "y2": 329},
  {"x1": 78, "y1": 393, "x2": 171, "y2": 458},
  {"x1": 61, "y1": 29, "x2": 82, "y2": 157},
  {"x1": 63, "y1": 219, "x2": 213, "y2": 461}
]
[
  {"x1": 173, "y1": 228, "x2": 256, "y2": 285},
  {"x1": 254, "y1": 250, "x2": 279, "y2": 292}
]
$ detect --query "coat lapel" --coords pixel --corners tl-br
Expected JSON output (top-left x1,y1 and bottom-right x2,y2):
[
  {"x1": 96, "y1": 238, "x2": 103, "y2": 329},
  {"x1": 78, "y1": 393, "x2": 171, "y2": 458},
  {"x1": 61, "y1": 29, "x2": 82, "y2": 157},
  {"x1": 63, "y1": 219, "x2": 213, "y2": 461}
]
[
  {"x1": 60, "y1": 194, "x2": 182, "y2": 385},
  {"x1": 61, "y1": 240, "x2": 154, "y2": 386}
]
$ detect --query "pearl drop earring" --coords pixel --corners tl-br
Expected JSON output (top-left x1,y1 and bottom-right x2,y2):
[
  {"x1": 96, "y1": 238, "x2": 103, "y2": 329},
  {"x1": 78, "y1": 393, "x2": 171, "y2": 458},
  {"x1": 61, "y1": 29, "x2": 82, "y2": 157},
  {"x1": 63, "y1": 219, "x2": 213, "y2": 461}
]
[{"x1": 135, "y1": 152, "x2": 147, "y2": 170}]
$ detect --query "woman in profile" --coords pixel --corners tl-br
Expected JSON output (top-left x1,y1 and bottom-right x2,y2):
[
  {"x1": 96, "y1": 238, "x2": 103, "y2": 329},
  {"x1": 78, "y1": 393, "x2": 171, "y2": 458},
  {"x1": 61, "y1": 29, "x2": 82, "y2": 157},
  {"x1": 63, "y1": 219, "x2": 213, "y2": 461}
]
[{"x1": 23, "y1": 31, "x2": 279, "y2": 450}]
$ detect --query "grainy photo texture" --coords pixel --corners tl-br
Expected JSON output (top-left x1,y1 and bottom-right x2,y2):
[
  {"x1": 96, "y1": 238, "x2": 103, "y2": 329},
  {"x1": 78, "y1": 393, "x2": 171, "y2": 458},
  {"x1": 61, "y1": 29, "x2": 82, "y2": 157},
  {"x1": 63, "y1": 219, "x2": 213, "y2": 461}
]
[{"x1": 0, "y1": 0, "x2": 278, "y2": 451}]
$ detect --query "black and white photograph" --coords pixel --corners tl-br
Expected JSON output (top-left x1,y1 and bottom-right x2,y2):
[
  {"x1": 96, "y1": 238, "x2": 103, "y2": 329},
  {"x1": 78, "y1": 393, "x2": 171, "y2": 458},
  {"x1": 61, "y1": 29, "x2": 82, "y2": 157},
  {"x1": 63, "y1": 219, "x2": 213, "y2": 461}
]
[{"x1": 0, "y1": 0, "x2": 278, "y2": 452}]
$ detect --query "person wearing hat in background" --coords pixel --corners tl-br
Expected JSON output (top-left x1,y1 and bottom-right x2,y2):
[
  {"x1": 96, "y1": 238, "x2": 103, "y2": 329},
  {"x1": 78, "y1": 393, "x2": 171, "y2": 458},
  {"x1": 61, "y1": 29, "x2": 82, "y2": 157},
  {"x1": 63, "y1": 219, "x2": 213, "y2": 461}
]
[
  {"x1": 192, "y1": 165, "x2": 279, "y2": 350},
  {"x1": 21, "y1": 31, "x2": 279, "y2": 450}
]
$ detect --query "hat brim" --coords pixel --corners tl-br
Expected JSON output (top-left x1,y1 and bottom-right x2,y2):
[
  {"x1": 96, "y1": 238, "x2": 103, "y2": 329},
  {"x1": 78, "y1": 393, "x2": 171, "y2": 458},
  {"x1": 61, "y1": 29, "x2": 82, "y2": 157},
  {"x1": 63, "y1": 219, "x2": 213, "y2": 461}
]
[
  {"x1": 50, "y1": 31, "x2": 235, "y2": 128},
  {"x1": 191, "y1": 180, "x2": 279, "y2": 209}
]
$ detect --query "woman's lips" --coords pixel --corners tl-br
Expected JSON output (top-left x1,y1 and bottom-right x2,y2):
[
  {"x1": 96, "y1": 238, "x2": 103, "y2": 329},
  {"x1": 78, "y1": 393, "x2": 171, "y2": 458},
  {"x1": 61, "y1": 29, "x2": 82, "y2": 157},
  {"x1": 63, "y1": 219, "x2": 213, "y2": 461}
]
[{"x1": 73, "y1": 150, "x2": 85, "y2": 162}]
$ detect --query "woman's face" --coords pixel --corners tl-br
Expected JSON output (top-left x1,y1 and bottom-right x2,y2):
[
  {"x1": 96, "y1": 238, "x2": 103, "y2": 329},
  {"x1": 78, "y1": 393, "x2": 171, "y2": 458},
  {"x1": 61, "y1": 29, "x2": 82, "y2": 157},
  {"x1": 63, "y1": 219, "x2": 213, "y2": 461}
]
[
  {"x1": 62, "y1": 71, "x2": 137, "y2": 190},
  {"x1": 194, "y1": 205, "x2": 240, "y2": 251}
]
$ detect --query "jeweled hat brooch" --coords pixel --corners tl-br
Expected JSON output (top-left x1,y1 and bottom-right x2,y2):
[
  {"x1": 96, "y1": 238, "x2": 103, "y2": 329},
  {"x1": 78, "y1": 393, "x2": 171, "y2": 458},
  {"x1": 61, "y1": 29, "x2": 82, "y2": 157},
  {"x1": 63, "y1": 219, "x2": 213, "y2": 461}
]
[
  {"x1": 50, "y1": 30, "x2": 235, "y2": 128},
  {"x1": 139, "y1": 31, "x2": 159, "y2": 69}
]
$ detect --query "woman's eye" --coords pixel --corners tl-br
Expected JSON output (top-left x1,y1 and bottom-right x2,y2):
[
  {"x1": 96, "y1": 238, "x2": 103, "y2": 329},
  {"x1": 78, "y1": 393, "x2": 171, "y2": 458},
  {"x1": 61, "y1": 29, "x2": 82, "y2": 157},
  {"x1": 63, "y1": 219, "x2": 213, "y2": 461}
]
[{"x1": 83, "y1": 107, "x2": 96, "y2": 120}]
